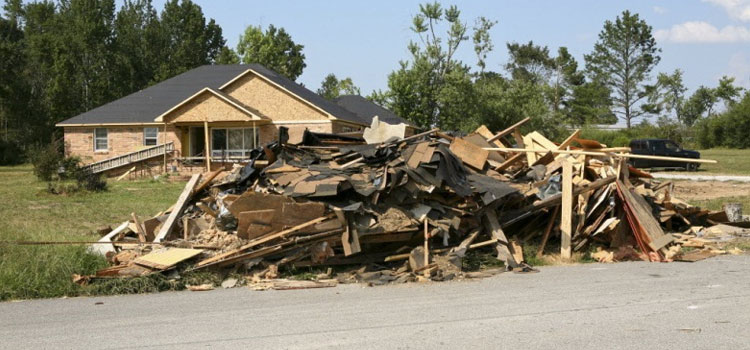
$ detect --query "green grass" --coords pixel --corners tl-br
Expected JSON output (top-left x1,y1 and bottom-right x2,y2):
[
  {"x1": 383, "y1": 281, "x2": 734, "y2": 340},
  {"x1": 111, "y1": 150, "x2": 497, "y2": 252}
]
[
  {"x1": 0, "y1": 165, "x2": 186, "y2": 301},
  {"x1": 695, "y1": 149, "x2": 750, "y2": 175},
  {"x1": 688, "y1": 196, "x2": 750, "y2": 212}
]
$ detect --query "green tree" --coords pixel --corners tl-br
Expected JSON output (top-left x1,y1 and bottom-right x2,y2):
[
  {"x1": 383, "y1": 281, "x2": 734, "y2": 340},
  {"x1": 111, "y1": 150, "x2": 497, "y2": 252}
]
[
  {"x1": 505, "y1": 41, "x2": 553, "y2": 84},
  {"x1": 215, "y1": 46, "x2": 239, "y2": 64},
  {"x1": 317, "y1": 74, "x2": 360, "y2": 100},
  {"x1": 565, "y1": 81, "x2": 615, "y2": 125},
  {"x1": 113, "y1": 0, "x2": 162, "y2": 95},
  {"x1": 0, "y1": 10, "x2": 27, "y2": 144},
  {"x1": 236, "y1": 24, "x2": 305, "y2": 80},
  {"x1": 381, "y1": 2, "x2": 493, "y2": 130},
  {"x1": 154, "y1": 0, "x2": 225, "y2": 81},
  {"x1": 585, "y1": 10, "x2": 661, "y2": 128},
  {"x1": 649, "y1": 69, "x2": 687, "y2": 123}
]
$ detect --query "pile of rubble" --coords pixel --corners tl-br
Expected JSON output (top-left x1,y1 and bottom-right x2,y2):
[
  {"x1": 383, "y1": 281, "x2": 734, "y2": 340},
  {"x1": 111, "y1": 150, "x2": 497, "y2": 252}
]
[{"x1": 80, "y1": 119, "x2": 747, "y2": 289}]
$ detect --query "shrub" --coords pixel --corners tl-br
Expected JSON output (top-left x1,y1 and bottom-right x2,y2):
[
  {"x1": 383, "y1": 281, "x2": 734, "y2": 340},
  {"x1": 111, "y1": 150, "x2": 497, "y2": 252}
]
[{"x1": 29, "y1": 140, "x2": 64, "y2": 181}]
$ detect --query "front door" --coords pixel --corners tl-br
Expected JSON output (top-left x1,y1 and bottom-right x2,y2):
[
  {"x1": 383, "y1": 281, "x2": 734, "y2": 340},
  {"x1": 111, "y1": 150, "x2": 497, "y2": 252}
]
[{"x1": 189, "y1": 126, "x2": 205, "y2": 157}]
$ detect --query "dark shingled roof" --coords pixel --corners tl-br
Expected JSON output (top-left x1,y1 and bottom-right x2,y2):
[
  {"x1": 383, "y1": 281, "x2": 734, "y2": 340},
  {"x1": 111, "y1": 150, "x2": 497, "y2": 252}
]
[
  {"x1": 57, "y1": 64, "x2": 367, "y2": 126},
  {"x1": 333, "y1": 95, "x2": 412, "y2": 127}
]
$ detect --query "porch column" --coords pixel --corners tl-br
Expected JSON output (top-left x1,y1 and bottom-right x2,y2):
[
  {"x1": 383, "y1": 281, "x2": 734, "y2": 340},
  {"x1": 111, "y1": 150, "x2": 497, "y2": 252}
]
[
  {"x1": 203, "y1": 120, "x2": 210, "y2": 172},
  {"x1": 253, "y1": 121, "x2": 257, "y2": 148},
  {"x1": 162, "y1": 122, "x2": 167, "y2": 173}
]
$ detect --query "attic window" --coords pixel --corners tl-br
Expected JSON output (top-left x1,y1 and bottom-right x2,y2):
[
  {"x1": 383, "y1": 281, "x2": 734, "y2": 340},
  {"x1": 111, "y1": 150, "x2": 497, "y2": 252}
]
[
  {"x1": 144, "y1": 127, "x2": 158, "y2": 146},
  {"x1": 94, "y1": 128, "x2": 108, "y2": 151}
]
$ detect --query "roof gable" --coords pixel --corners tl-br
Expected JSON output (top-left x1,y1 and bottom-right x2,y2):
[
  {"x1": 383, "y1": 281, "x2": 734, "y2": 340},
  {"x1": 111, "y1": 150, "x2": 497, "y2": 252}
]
[{"x1": 156, "y1": 88, "x2": 264, "y2": 123}]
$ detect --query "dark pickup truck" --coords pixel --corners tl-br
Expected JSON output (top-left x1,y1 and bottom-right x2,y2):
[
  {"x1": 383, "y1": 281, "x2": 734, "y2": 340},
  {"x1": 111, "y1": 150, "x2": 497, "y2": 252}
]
[{"x1": 628, "y1": 139, "x2": 701, "y2": 171}]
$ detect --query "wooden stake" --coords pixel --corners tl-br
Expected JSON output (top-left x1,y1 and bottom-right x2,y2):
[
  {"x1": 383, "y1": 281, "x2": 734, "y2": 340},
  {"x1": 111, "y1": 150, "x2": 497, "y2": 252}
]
[
  {"x1": 423, "y1": 220, "x2": 430, "y2": 278},
  {"x1": 536, "y1": 205, "x2": 560, "y2": 257},
  {"x1": 561, "y1": 160, "x2": 573, "y2": 259},
  {"x1": 130, "y1": 213, "x2": 147, "y2": 243}
]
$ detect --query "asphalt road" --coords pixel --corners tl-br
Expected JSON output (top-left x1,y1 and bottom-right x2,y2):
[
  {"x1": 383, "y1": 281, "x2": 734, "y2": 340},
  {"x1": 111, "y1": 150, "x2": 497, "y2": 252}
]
[{"x1": 2, "y1": 256, "x2": 749, "y2": 350}]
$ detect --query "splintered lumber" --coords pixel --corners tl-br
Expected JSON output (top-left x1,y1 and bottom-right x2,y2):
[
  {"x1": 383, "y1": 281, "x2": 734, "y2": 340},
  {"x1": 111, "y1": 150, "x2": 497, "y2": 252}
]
[
  {"x1": 487, "y1": 117, "x2": 530, "y2": 143},
  {"x1": 616, "y1": 179, "x2": 673, "y2": 252},
  {"x1": 134, "y1": 248, "x2": 203, "y2": 270},
  {"x1": 423, "y1": 220, "x2": 430, "y2": 277},
  {"x1": 194, "y1": 214, "x2": 335, "y2": 268},
  {"x1": 154, "y1": 174, "x2": 202, "y2": 242},
  {"x1": 482, "y1": 147, "x2": 717, "y2": 164},
  {"x1": 484, "y1": 210, "x2": 519, "y2": 268},
  {"x1": 561, "y1": 160, "x2": 573, "y2": 259}
]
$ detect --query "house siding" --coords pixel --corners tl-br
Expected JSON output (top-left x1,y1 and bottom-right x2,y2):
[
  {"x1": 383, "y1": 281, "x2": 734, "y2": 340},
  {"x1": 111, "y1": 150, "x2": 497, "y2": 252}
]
[
  {"x1": 161, "y1": 91, "x2": 254, "y2": 123},
  {"x1": 223, "y1": 74, "x2": 331, "y2": 121},
  {"x1": 64, "y1": 126, "x2": 178, "y2": 163}
]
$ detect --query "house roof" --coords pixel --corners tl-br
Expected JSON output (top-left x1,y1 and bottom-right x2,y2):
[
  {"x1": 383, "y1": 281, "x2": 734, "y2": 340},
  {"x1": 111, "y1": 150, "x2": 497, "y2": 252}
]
[
  {"x1": 57, "y1": 64, "x2": 367, "y2": 126},
  {"x1": 333, "y1": 95, "x2": 413, "y2": 127}
]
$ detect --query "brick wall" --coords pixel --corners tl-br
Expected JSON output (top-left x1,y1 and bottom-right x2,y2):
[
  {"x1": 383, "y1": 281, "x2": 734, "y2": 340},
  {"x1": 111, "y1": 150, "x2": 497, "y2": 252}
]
[{"x1": 64, "y1": 126, "x2": 179, "y2": 164}]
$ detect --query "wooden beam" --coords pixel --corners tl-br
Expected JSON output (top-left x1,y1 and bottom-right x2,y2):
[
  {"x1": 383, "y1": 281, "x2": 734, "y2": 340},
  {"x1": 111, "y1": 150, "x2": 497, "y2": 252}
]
[
  {"x1": 203, "y1": 120, "x2": 210, "y2": 172},
  {"x1": 487, "y1": 117, "x2": 530, "y2": 143},
  {"x1": 495, "y1": 152, "x2": 524, "y2": 172},
  {"x1": 482, "y1": 147, "x2": 717, "y2": 164},
  {"x1": 557, "y1": 129, "x2": 580, "y2": 150},
  {"x1": 561, "y1": 160, "x2": 573, "y2": 259},
  {"x1": 194, "y1": 170, "x2": 222, "y2": 193},
  {"x1": 154, "y1": 174, "x2": 201, "y2": 242}
]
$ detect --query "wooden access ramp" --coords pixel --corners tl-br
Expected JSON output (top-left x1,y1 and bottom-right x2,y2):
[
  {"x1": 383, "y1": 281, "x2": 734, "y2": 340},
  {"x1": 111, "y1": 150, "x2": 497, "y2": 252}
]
[{"x1": 82, "y1": 142, "x2": 174, "y2": 174}]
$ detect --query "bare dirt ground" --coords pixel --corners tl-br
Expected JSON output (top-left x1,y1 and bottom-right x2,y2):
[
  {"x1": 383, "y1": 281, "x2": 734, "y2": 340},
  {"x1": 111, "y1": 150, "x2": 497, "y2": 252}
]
[{"x1": 670, "y1": 180, "x2": 750, "y2": 201}]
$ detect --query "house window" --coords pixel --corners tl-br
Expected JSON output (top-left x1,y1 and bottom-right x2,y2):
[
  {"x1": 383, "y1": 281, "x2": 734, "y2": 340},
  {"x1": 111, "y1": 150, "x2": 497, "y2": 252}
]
[
  {"x1": 340, "y1": 126, "x2": 359, "y2": 133},
  {"x1": 210, "y1": 128, "x2": 259, "y2": 158},
  {"x1": 94, "y1": 128, "x2": 108, "y2": 151},
  {"x1": 143, "y1": 127, "x2": 159, "y2": 146}
]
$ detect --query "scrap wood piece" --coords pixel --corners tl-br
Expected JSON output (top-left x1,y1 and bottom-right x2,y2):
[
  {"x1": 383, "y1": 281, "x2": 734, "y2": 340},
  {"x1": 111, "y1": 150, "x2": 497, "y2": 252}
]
[
  {"x1": 473, "y1": 125, "x2": 508, "y2": 148},
  {"x1": 449, "y1": 137, "x2": 488, "y2": 170},
  {"x1": 253, "y1": 279, "x2": 338, "y2": 291},
  {"x1": 116, "y1": 166, "x2": 137, "y2": 181},
  {"x1": 495, "y1": 152, "x2": 524, "y2": 172},
  {"x1": 536, "y1": 205, "x2": 560, "y2": 257},
  {"x1": 574, "y1": 137, "x2": 604, "y2": 149},
  {"x1": 133, "y1": 248, "x2": 204, "y2": 270},
  {"x1": 130, "y1": 213, "x2": 147, "y2": 243},
  {"x1": 484, "y1": 210, "x2": 519, "y2": 269},
  {"x1": 154, "y1": 174, "x2": 201, "y2": 242},
  {"x1": 556, "y1": 129, "x2": 580, "y2": 150},
  {"x1": 527, "y1": 131, "x2": 558, "y2": 150}
]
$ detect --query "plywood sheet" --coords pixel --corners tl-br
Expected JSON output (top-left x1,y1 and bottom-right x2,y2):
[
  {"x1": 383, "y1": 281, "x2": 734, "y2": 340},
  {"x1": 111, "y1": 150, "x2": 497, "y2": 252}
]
[
  {"x1": 450, "y1": 137, "x2": 488, "y2": 170},
  {"x1": 134, "y1": 248, "x2": 203, "y2": 270}
]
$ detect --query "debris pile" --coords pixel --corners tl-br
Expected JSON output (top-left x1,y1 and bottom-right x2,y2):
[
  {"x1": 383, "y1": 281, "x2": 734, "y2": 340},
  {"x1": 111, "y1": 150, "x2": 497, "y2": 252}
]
[{"x1": 80, "y1": 120, "x2": 746, "y2": 289}]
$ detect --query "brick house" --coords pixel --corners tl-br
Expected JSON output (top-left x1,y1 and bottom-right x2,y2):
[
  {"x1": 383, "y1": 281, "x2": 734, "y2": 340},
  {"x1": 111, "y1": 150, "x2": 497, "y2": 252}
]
[{"x1": 57, "y1": 64, "x2": 413, "y2": 176}]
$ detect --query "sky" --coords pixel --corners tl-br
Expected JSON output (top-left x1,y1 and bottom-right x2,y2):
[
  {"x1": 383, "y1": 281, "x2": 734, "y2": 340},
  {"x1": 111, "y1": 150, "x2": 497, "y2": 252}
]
[
  {"x1": 166, "y1": 0, "x2": 750, "y2": 96},
  {"x1": 5, "y1": 0, "x2": 750, "y2": 97}
]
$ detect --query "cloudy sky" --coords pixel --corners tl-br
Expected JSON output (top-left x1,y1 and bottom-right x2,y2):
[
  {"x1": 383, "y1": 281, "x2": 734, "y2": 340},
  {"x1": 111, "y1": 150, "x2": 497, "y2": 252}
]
[{"x1": 14, "y1": 0, "x2": 750, "y2": 95}]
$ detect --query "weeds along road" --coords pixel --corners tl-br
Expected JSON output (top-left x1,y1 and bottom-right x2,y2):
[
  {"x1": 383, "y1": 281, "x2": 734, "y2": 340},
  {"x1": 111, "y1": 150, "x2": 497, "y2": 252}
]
[{"x1": 1, "y1": 256, "x2": 749, "y2": 350}]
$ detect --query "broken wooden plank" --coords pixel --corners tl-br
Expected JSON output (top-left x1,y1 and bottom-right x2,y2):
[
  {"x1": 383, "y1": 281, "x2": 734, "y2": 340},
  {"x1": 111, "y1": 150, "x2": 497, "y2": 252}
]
[
  {"x1": 154, "y1": 174, "x2": 201, "y2": 242},
  {"x1": 487, "y1": 117, "x2": 530, "y2": 143}
]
